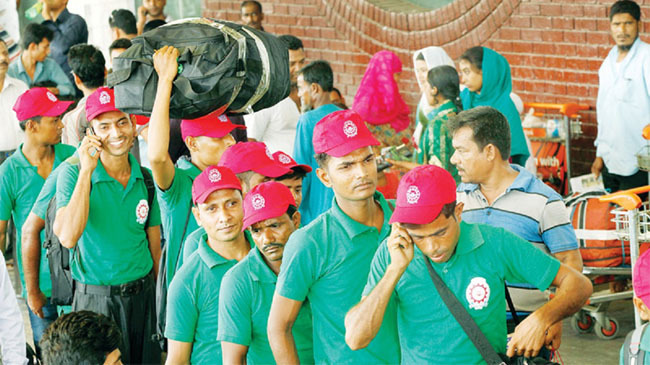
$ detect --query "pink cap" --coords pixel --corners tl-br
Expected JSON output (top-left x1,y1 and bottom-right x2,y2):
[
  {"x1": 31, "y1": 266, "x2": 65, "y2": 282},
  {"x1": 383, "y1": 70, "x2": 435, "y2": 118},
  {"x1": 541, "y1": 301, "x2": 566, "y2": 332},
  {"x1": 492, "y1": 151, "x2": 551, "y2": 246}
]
[
  {"x1": 85, "y1": 87, "x2": 122, "y2": 121},
  {"x1": 192, "y1": 166, "x2": 242, "y2": 204},
  {"x1": 389, "y1": 165, "x2": 457, "y2": 225},
  {"x1": 181, "y1": 110, "x2": 245, "y2": 141},
  {"x1": 313, "y1": 109, "x2": 379, "y2": 157},
  {"x1": 634, "y1": 249, "x2": 650, "y2": 306},
  {"x1": 12, "y1": 87, "x2": 73, "y2": 121},
  {"x1": 272, "y1": 151, "x2": 312, "y2": 174},
  {"x1": 243, "y1": 181, "x2": 296, "y2": 230},
  {"x1": 218, "y1": 142, "x2": 292, "y2": 177}
]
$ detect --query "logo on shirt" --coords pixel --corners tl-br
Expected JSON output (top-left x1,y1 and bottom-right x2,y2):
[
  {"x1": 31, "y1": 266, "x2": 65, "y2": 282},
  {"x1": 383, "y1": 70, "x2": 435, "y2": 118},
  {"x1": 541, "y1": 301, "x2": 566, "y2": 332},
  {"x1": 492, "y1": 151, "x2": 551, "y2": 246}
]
[
  {"x1": 343, "y1": 120, "x2": 358, "y2": 138},
  {"x1": 277, "y1": 153, "x2": 292, "y2": 165},
  {"x1": 135, "y1": 199, "x2": 149, "y2": 225},
  {"x1": 46, "y1": 91, "x2": 57, "y2": 102},
  {"x1": 251, "y1": 194, "x2": 265, "y2": 210},
  {"x1": 208, "y1": 168, "x2": 221, "y2": 183},
  {"x1": 466, "y1": 277, "x2": 490, "y2": 310},
  {"x1": 406, "y1": 186, "x2": 421, "y2": 204},
  {"x1": 99, "y1": 91, "x2": 111, "y2": 105}
]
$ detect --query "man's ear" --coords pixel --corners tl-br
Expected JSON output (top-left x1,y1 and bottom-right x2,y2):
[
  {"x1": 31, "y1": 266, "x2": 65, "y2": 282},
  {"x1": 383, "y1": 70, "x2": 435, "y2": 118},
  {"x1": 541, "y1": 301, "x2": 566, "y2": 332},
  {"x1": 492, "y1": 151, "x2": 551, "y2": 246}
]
[
  {"x1": 27, "y1": 42, "x2": 38, "y2": 53},
  {"x1": 291, "y1": 210, "x2": 301, "y2": 229},
  {"x1": 310, "y1": 82, "x2": 321, "y2": 98},
  {"x1": 315, "y1": 167, "x2": 332, "y2": 188},
  {"x1": 483, "y1": 144, "x2": 498, "y2": 162},
  {"x1": 191, "y1": 206, "x2": 201, "y2": 227},
  {"x1": 185, "y1": 135, "x2": 198, "y2": 152},
  {"x1": 454, "y1": 202, "x2": 464, "y2": 221},
  {"x1": 634, "y1": 297, "x2": 650, "y2": 321},
  {"x1": 25, "y1": 119, "x2": 39, "y2": 133}
]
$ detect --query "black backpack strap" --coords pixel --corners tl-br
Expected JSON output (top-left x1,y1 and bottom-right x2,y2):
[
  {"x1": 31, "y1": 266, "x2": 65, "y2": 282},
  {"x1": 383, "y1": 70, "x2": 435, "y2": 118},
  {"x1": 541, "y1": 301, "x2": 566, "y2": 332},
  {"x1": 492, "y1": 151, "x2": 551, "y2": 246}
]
[
  {"x1": 140, "y1": 166, "x2": 156, "y2": 228},
  {"x1": 423, "y1": 253, "x2": 506, "y2": 365},
  {"x1": 505, "y1": 284, "x2": 520, "y2": 325}
]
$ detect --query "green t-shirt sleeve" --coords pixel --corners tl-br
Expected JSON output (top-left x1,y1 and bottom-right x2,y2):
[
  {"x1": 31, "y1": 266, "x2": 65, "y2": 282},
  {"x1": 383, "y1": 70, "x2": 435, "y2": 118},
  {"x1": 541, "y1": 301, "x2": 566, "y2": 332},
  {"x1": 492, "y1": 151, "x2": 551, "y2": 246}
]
[
  {"x1": 181, "y1": 228, "x2": 204, "y2": 266},
  {"x1": 496, "y1": 227, "x2": 561, "y2": 291},
  {"x1": 0, "y1": 164, "x2": 15, "y2": 221},
  {"x1": 276, "y1": 230, "x2": 318, "y2": 302},
  {"x1": 217, "y1": 269, "x2": 253, "y2": 345},
  {"x1": 156, "y1": 167, "x2": 185, "y2": 210},
  {"x1": 32, "y1": 169, "x2": 59, "y2": 220},
  {"x1": 55, "y1": 163, "x2": 79, "y2": 209},
  {"x1": 362, "y1": 240, "x2": 390, "y2": 297},
  {"x1": 147, "y1": 188, "x2": 162, "y2": 227},
  {"x1": 165, "y1": 274, "x2": 199, "y2": 343}
]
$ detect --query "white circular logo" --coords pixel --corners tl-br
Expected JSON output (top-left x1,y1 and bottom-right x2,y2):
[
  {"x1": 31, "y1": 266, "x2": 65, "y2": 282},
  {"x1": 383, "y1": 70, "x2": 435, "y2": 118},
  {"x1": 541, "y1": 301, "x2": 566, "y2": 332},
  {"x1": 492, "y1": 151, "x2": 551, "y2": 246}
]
[
  {"x1": 277, "y1": 153, "x2": 292, "y2": 165},
  {"x1": 218, "y1": 114, "x2": 228, "y2": 122},
  {"x1": 406, "y1": 186, "x2": 421, "y2": 204},
  {"x1": 343, "y1": 120, "x2": 358, "y2": 138},
  {"x1": 466, "y1": 277, "x2": 490, "y2": 310},
  {"x1": 135, "y1": 199, "x2": 149, "y2": 225},
  {"x1": 46, "y1": 91, "x2": 57, "y2": 102},
  {"x1": 251, "y1": 194, "x2": 265, "y2": 210},
  {"x1": 208, "y1": 168, "x2": 221, "y2": 183},
  {"x1": 265, "y1": 147, "x2": 273, "y2": 160},
  {"x1": 99, "y1": 91, "x2": 111, "y2": 105}
]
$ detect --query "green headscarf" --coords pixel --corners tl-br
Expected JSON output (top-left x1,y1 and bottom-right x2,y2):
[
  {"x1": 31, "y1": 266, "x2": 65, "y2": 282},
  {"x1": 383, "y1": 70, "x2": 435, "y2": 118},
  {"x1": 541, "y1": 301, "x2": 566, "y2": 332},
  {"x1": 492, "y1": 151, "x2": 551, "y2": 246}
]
[{"x1": 460, "y1": 47, "x2": 529, "y2": 165}]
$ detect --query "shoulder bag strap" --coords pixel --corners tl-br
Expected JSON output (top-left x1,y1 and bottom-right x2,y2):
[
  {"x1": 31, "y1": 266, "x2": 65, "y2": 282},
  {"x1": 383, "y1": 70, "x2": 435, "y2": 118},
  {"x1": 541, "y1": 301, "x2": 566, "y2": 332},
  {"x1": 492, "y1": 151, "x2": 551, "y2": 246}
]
[{"x1": 504, "y1": 284, "x2": 520, "y2": 325}]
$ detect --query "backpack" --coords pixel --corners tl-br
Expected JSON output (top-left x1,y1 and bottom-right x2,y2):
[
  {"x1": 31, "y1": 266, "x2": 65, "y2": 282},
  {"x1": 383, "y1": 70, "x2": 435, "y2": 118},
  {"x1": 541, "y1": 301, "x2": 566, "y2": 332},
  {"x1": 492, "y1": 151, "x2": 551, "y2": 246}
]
[
  {"x1": 623, "y1": 323, "x2": 648, "y2": 365},
  {"x1": 44, "y1": 164, "x2": 156, "y2": 306},
  {"x1": 107, "y1": 18, "x2": 290, "y2": 120}
]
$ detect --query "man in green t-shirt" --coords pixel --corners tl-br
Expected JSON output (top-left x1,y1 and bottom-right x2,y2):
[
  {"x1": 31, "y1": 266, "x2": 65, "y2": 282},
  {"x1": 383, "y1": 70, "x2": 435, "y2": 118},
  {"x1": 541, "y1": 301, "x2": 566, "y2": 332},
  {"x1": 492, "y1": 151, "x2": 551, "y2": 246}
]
[
  {"x1": 165, "y1": 165, "x2": 252, "y2": 364},
  {"x1": 268, "y1": 109, "x2": 401, "y2": 364},
  {"x1": 219, "y1": 181, "x2": 313, "y2": 364},
  {"x1": 0, "y1": 87, "x2": 73, "y2": 356},
  {"x1": 346, "y1": 165, "x2": 593, "y2": 363},
  {"x1": 53, "y1": 86, "x2": 162, "y2": 364}
]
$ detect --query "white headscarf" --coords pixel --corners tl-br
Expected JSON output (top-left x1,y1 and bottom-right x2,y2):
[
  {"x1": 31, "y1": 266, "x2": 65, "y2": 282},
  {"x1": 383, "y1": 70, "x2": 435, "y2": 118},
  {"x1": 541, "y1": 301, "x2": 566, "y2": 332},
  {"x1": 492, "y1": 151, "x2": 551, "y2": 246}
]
[{"x1": 412, "y1": 47, "x2": 455, "y2": 145}]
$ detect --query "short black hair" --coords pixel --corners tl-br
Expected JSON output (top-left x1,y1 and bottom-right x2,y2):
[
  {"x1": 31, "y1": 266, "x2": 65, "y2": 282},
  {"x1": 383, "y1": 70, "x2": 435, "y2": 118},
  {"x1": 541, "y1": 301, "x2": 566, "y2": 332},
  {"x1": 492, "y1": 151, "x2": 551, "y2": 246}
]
[
  {"x1": 68, "y1": 44, "x2": 106, "y2": 89},
  {"x1": 460, "y1": 46, "x2": 484, "y2": 71},
  {"x1": 143, "y1": 19, "x2": 167, "y2": 33},
  {"x1": 610, "y1": 0, "x2": 641, "y2": 21},
  {"x1": 108, "y1": 9, "x2": 137, "y2": 35},
  {"x1": 279, "y1": 34, "x2": 303, "y2": 51},
  {"x1": 21, "y1": 23, "x2": 53, "y2": 50},
  {"x1": 40, "y1": 311, "x2": 121, "y2": 365},
  {"x1": 275, "y1": 169, "x2": 307, "y2": 181},
  {"x1": 241, "y1": 0, "x2": 262, "y2": 12},
  {"x1": 19, "y1": 115, "x2": 42, "y2": 131},
  {"x1": 448, "y1": 106, "x2": 511, "y2": 160},
  {"x1": 298, "y1": 60, "x2": 333, "y2": 92},
  {"x1": 315, "y1": 152, "x2": 330, "y2": 169},
  {"x1": 109, "y1": 38, "x2": 132, "y2": 53}
]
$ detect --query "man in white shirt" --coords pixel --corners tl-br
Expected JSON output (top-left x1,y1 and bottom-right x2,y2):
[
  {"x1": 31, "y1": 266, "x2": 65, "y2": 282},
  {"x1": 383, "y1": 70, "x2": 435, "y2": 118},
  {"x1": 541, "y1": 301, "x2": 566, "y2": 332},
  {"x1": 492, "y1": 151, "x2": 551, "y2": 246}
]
[
  {"x1": 0, "y1": 251, "x2": 28, "y2": 365},
  {"x1": 592, "y1": 0, "x2": 650, "y2": 193},
  {"x1": 0, "y1": 40, "x2": 28, "y2": 164},
  {"x1": 243, "y1": 97, "x2": 300, "y2": 156}
]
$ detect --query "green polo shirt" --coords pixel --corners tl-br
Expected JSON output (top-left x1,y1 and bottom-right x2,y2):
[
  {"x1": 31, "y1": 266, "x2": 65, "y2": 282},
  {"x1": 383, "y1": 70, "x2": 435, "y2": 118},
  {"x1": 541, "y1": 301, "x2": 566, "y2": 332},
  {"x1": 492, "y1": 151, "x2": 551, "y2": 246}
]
[
  {"x1": 165, "y1": 232, "x2": 253, "y2": 364},
  {"x1": 276, "y1": 191, "x2": 401, "y2": 364},
  {"x1": 31, "y1": 159, "x2": 71, "y2": 221},
  {"x1": 363, "y1": 222, "x2": 561, "y2": 364},
  {"x1": 157, "y1": 157, "x2": 200, "y2": 287},
  {"x1": 179, "y1": 226, "x2": 205, "y2": 269},
  {"x1": 218, "y1": 247, "x2": 314, "y2": 364},
  {"x1": 0, "y1": 143, "x2": 76, "y2": 296},
  {"x1": 56, "y1": 154, "x2": 161, "y2": 285}
]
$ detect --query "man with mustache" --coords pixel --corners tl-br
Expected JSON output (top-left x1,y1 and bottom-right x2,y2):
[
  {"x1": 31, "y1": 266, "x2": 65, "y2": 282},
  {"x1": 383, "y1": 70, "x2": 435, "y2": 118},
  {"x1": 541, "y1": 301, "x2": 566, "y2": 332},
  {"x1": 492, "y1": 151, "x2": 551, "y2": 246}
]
[
  {"x1": 591, "y1": 0, "x2": 650, "y2": 193},
  {"x1": 165, "y1": 165, "x2": 253, "y2": 364},
  {"x1": 0, "y1": 87, "x2": 74, "y2": 356},
  {"x1": 53, "y1": 87, "x2": 162, "y2": 364},
  {"x1": 0, "y1": 39, "x2": 28, "y2": 165},
  {"x1": 218, "y1": 181, "x2": 313, "y2": 364},
  {"x1": 268, "y1": 110, "x2": 400, "y2": 364}
]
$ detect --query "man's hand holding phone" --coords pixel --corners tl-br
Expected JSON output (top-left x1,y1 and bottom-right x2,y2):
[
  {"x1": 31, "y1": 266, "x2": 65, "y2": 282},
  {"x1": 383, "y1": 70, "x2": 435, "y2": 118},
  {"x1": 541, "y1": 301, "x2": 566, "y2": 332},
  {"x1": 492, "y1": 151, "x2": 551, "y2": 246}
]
[{"x1": 80, "y1": 128, "x2": 102, "y2": 173}]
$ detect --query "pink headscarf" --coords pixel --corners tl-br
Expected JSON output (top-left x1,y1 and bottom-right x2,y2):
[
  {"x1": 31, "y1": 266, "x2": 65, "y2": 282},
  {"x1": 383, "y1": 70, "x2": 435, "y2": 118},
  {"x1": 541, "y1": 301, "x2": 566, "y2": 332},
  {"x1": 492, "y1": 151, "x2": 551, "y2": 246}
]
[{"x1": 352, "y1": 50, "x2": 411, "y2": 133}]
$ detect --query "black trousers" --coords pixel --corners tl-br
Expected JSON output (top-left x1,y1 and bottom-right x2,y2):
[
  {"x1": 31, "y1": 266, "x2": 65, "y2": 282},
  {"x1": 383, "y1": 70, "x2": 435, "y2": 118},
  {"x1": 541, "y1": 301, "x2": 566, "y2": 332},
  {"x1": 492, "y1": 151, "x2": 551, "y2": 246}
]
[
  {"x1": 72, "y1": 274, "x2": 161, "y2": 364},
  {"x1": 602, "y1": 164, "x2": 649, "y2": 200}
]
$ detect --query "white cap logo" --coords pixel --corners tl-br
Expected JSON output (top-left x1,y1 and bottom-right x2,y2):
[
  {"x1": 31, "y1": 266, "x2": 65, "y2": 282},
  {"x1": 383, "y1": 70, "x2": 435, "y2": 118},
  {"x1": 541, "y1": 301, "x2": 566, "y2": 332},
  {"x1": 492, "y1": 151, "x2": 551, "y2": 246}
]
[
  {"x1": 277, "y1": 153, "x2": 291, "y2": 165},
  {"x1": 99, "y1": 91, "x2": 111, "y2": 105},
  {"x1": 208, "y1": 168, "x2": 221, "y2": 183},
  {"x1": 343, "y1": 120, "x2": 358, "y2": 138},
  {"x1": 46, "y1": 91, "x2": 57, "y2": 102},
  {"x1": 466, "y1": 277, "x2": 490, "y2": 310},
  {"x1": 406, "y1": 185, "x2": 421, "y2": 205},
  {"x1": 218, "y1": 114, "x2": 228, "y2": 122},
  {"x1": 251, "y1": 194, "x2": 265, "y2": 210},
  {"x1": 265, "y1": 147, "x2": 273, "y2": 160}
]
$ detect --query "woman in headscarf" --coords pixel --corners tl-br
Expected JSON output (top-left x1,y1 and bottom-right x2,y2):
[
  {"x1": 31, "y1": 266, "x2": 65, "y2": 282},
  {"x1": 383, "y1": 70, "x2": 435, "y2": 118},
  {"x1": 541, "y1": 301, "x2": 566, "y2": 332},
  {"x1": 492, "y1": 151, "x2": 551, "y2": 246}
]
[
  {"x1": 412, "y1": 46, "x2": 455, "y2": 148},
  {"x1": 459, "y1": 46, "x2": 530, "y2": 166},
  {"x1": 352, "y1": 50, "x2": 411, "y2": 148}
]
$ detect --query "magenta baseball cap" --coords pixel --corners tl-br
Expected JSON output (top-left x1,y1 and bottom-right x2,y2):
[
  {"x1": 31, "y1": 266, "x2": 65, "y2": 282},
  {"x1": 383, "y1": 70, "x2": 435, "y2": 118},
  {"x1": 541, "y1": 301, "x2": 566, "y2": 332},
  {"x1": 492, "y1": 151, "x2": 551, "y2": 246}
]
[
  {"x1": 272, "y1": 151, "x2": 312, "y2": 174},
  {"x1": 313, "y1": 109, "x2": 379, "y2": 157},
  {"x1": 218, "y1": 142, "x2": 292, "y2": 177},
  {"x1": 192, "y1": 165, "x2": 242, "y2": 204},
  {"x1": 13, "y1": 88, "x2": 73, "y2": 121},
  {"x1": 389, "y1": 165, "x2": 457, "y2": 225},
  {"x1": 634, "y1": 249, "x2": 650, "y2": 306},
  {"x1": 181, "y1": 110, "x2": 246, "y2": 141},
  {"x1": 242, "y1": 181, "x2": 296, "y2": 230},
  {"x1": 85, "y1": 87, "x2": 123, "y2": 121}
]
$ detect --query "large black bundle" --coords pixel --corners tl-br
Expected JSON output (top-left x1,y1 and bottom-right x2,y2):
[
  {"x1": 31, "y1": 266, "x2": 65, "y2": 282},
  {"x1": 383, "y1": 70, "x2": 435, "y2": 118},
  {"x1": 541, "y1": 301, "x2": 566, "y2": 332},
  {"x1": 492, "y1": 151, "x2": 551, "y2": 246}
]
[{"x1": 107, "y1": 18, "x2": 290, "y2": 119}]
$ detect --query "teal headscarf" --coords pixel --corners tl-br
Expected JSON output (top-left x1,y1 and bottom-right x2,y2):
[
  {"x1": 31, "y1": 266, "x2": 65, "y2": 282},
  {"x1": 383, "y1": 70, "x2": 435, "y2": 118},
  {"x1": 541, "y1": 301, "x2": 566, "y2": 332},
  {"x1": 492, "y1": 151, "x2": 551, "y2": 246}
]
[{"x1": 460, "y1": 47, "x2": 529, "y2": 165}]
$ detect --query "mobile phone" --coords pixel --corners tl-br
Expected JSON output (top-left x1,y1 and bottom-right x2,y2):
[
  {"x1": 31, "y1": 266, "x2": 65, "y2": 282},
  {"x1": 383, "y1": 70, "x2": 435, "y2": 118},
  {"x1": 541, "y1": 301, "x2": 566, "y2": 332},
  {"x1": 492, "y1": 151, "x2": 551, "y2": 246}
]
[{"x1": 86, "y1": 128, "x2": 98, "y2": 157}]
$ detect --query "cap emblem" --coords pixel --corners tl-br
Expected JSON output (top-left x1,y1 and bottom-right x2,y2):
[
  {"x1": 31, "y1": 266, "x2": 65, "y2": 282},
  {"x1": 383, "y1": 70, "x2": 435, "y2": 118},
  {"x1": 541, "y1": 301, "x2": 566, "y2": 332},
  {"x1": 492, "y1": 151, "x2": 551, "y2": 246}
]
[
  {"x1": 406, "y1": 185, "x2": 421, "y2": 205},
  {"x1": 252, "y1": 194, "x2": 265, "y2": 210},
  {"x1": 277, "y1": 153, "x2": 291, "y2": 165},
  {"x1": 208, "y1": 168, "x2": 222, "y2": 183},
  {"x1": 265, "y1": 147, "x2": 273, "y2": 160},
  {"x1": 343, "y1": 120, "x2": 358, "y2": 138},
  {"x1": 46, "y1": 91, "x2": 57, "y2": 102},
  {"x1": 99, "y1": 91, "x2": 111, "y2": 105},
  {"x1": 218, "y1": 114, "x2": 228, "y2": 122}
]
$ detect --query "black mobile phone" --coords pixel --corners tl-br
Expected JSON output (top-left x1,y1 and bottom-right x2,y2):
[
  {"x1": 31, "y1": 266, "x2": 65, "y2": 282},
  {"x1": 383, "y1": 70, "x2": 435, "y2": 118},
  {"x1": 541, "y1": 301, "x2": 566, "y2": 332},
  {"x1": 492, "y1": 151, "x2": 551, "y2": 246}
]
[{"x1": 86, "y1": 128, "x2": 98, "y2": 157}]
